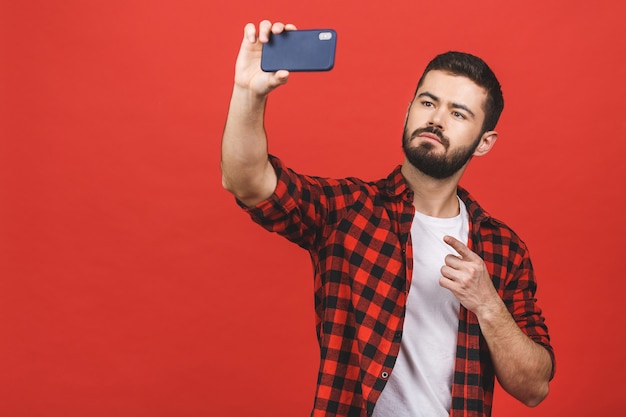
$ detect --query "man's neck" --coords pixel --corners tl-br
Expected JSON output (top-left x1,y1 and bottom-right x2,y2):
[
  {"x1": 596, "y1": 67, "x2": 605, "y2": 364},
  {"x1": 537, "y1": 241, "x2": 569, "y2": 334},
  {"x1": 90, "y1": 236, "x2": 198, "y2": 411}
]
[{"x1": 401, "y1": 159, "x2": 465, "y2": 218}]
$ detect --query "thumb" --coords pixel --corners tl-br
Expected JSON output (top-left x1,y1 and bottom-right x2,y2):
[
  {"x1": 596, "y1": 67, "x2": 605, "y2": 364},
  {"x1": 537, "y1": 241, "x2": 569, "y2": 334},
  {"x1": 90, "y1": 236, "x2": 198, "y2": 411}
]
[{"x1": 268, "y1": 70, "x2": 290, "y2": 89}]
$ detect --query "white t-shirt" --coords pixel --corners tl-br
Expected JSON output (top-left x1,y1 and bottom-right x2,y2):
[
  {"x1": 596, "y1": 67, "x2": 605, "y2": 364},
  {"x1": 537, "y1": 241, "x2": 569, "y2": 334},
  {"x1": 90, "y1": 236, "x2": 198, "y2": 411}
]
[{"x1": 373, "y1": 197, "x2": 469, "y2": 417}]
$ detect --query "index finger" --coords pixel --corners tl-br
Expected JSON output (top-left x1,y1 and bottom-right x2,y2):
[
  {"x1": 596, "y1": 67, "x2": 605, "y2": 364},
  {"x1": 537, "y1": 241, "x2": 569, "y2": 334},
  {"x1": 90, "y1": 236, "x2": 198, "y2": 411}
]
[{"x1": 443, "y1": 235, "x2": 473, "y2": 258}]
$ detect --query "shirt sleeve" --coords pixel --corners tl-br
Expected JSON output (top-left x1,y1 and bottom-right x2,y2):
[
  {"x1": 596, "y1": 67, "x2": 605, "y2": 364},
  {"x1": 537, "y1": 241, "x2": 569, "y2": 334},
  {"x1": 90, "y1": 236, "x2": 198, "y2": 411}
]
[
  {"x1": 501, "y1": 237, "x2": 556, "y2": 380},
  {"x1": 236, "y1": 155, "x2": 344, "y2": 251}
]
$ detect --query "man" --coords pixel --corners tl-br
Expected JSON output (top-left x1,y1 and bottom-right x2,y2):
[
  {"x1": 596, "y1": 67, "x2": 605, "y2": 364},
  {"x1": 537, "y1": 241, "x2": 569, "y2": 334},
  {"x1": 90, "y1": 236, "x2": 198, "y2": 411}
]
[{"x1": 221, "y1": 20, "x2": 554, "y2": 417}]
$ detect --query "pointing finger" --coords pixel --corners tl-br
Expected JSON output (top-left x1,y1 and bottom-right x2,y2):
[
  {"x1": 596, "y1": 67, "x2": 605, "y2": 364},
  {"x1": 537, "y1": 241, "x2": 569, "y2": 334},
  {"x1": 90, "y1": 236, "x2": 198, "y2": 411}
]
[{"x1": 443, "y1": 235, "x2": 473, "y2": 258}]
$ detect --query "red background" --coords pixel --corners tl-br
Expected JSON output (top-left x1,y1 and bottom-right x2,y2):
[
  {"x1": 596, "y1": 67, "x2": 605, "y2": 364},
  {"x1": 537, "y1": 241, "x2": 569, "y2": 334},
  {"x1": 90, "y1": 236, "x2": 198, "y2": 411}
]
[{"x1": 1, "y1": 1, "x2": 625, "y2": 416}]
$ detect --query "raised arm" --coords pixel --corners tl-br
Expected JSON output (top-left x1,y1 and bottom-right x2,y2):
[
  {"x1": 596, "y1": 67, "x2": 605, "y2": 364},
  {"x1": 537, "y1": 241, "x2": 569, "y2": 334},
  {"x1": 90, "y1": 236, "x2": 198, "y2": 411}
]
[{"x1": 221, "y1": 20, "x2": 296, "y2": 206}]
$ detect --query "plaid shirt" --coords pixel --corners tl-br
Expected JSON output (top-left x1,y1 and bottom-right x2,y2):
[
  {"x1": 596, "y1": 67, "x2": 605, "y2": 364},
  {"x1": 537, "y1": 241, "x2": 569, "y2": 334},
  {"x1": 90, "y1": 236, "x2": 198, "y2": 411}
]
[{"x1": 240, "y1": 155, "x2": 554, "y2": 417}]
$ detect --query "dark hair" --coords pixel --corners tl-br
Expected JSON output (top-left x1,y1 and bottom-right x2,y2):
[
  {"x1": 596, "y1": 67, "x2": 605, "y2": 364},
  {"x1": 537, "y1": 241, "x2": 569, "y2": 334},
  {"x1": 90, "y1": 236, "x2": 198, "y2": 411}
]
[{"x1": 415, "y1": 51, "x2": 504, "y2": 132}]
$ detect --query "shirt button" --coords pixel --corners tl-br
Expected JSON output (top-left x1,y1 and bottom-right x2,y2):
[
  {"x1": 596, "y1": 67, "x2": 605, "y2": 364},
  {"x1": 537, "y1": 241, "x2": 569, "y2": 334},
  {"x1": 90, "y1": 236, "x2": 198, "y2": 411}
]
[{"x1": 381, "y1": 371, "x2": 389, "y2": 379}]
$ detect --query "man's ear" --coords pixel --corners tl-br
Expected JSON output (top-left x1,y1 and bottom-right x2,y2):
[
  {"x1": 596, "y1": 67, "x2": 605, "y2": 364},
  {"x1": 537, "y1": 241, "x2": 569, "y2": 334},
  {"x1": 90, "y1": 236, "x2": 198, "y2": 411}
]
[{"x1": 473, "y1": 131, "x2": 498, "y2": 157}]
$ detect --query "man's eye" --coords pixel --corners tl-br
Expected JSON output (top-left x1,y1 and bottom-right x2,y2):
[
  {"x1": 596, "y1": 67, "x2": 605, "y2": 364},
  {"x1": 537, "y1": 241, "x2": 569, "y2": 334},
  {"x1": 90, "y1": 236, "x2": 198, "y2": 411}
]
[
  {"x1": 452, "y1": 111, "x2": 465, "y2": 119},
  {"x1": 422, "y1": 101, "x2": 433, "y2": 107}
]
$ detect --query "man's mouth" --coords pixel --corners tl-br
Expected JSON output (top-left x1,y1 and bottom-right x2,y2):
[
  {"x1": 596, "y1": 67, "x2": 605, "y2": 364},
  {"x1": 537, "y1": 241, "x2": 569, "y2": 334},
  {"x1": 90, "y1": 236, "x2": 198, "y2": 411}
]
[
  {"x1": 409, "y1": 127, "x2": 449, "y2": 149},
  {"x1": 418, "y1": 132, "x2": 443, "y2": 144}
]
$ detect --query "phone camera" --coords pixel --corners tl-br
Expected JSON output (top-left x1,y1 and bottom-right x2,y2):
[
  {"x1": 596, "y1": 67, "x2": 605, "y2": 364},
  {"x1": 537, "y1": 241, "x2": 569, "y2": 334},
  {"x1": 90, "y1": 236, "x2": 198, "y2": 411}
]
[{"x1": 318, "y1": 32, "x2": 333, "y2": 41}]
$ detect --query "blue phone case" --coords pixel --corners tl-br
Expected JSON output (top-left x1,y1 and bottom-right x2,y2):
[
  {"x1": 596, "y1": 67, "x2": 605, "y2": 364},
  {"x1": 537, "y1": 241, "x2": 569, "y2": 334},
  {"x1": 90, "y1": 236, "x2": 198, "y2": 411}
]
[{"x1": 261, "y1": 29, "x2": 337, "y2": 72}]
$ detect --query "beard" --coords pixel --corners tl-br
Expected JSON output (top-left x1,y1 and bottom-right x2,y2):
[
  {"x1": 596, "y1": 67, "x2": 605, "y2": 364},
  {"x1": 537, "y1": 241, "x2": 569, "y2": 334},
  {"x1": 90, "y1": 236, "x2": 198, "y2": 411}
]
[{"x1": 402, "y1": 126, "x2": 481, "y2": 180}]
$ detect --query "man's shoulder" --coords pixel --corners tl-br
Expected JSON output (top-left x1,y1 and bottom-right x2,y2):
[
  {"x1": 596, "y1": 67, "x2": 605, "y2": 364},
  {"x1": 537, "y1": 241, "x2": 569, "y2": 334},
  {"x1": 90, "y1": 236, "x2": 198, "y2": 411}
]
[
  {"x1": 458, "y1": 186, "x2": 528, "y2": 247},
  {"x1": 269, "y1": 154, "x2": 402, "y2": 197}
]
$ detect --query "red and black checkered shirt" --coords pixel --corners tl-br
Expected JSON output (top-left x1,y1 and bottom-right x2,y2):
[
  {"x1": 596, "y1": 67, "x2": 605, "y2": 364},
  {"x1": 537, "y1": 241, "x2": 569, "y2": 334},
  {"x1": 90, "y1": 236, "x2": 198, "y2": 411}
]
[{"x1": 240, "y1": 155, "x2": 554, "y2": 417}]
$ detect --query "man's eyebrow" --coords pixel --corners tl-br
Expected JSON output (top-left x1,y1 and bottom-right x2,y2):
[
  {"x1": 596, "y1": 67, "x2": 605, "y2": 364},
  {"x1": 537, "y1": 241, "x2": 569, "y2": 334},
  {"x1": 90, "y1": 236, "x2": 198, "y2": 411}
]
[
  {"x1": 417, "y1": 92, "x2": 439, "y2": 102},
  {"x1": 417, "y1": 91, "x2": 476, "y2": 119}
]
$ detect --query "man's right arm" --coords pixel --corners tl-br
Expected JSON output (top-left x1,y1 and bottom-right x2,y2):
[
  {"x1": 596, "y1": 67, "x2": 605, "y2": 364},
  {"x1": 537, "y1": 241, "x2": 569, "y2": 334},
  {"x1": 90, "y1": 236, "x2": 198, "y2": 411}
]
[{"x1": 221, "y1": 21, "x2": 295, "y2": 207}]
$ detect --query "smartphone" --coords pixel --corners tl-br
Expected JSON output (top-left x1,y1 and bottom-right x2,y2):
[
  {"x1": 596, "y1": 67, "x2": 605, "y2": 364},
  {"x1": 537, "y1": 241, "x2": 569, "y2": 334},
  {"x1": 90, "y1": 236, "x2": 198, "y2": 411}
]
[{"x1": 261, "y1": 29, "x2": 337, "y2": 72}]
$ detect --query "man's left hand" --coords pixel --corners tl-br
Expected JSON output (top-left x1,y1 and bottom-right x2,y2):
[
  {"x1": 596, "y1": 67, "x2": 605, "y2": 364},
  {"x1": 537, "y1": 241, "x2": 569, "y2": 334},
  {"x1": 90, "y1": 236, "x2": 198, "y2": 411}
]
[{"x1": 439, "y1": 235, "x2": 501, "y2": 316}]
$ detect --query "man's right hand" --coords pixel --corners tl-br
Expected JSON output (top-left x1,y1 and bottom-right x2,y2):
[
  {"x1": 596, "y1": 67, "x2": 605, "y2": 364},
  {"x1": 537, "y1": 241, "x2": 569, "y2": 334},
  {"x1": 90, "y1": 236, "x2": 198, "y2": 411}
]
[
  {"x1": 222, "y1": 21, "x2": 295, "y2": 206},
  {"x1": 234, "y1": 20, "x2": 297, "y2": 97}
]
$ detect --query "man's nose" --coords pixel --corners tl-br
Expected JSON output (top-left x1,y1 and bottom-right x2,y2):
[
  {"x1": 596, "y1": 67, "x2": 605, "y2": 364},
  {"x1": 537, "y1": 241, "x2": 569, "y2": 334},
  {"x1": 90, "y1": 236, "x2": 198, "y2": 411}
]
[{"x1": 427, "y1": 110, "x2": 444, "y2": 130}]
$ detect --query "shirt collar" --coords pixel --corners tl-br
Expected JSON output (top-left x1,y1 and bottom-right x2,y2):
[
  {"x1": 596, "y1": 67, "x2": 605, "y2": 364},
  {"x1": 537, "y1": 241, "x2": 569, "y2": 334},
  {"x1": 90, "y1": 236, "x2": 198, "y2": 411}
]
[
  {"x1": 457, "y1": 186, "x2": 492, "y2": 225},
  {"x1": 382, "y1": 165, "x2": 492, "y2": 225},
  {"x1": 381, "y1": 165, "x2": 412, "y2": 200}
]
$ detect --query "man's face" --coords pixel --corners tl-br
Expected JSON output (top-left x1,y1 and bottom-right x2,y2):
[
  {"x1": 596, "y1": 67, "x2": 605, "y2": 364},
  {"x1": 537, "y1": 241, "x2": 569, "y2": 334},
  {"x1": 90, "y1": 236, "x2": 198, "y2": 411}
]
[{"x1": 403, "y1": 70, "x2": 489, "y2": 179}]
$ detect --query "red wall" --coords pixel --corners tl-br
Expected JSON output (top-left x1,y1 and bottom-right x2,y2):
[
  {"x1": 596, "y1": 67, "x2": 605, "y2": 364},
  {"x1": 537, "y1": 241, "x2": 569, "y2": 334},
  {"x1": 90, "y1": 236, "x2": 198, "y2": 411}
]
[{"x1": 2, "y1": 1, "x2": 625, "y2": 416}]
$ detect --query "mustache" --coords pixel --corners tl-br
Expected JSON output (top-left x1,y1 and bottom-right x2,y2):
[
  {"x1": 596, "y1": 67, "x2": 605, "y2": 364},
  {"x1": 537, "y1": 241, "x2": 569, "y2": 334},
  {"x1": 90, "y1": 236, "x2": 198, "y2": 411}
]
[{"x1": 409, "y1": 126, "x2": 450, "y2": 148}]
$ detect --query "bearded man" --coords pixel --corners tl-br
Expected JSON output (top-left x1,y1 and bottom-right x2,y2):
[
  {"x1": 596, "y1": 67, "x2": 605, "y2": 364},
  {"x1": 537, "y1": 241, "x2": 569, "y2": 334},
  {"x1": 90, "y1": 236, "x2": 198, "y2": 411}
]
[{"x1": 221, "y1": 20, "x2": 555, "y2": 417}]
